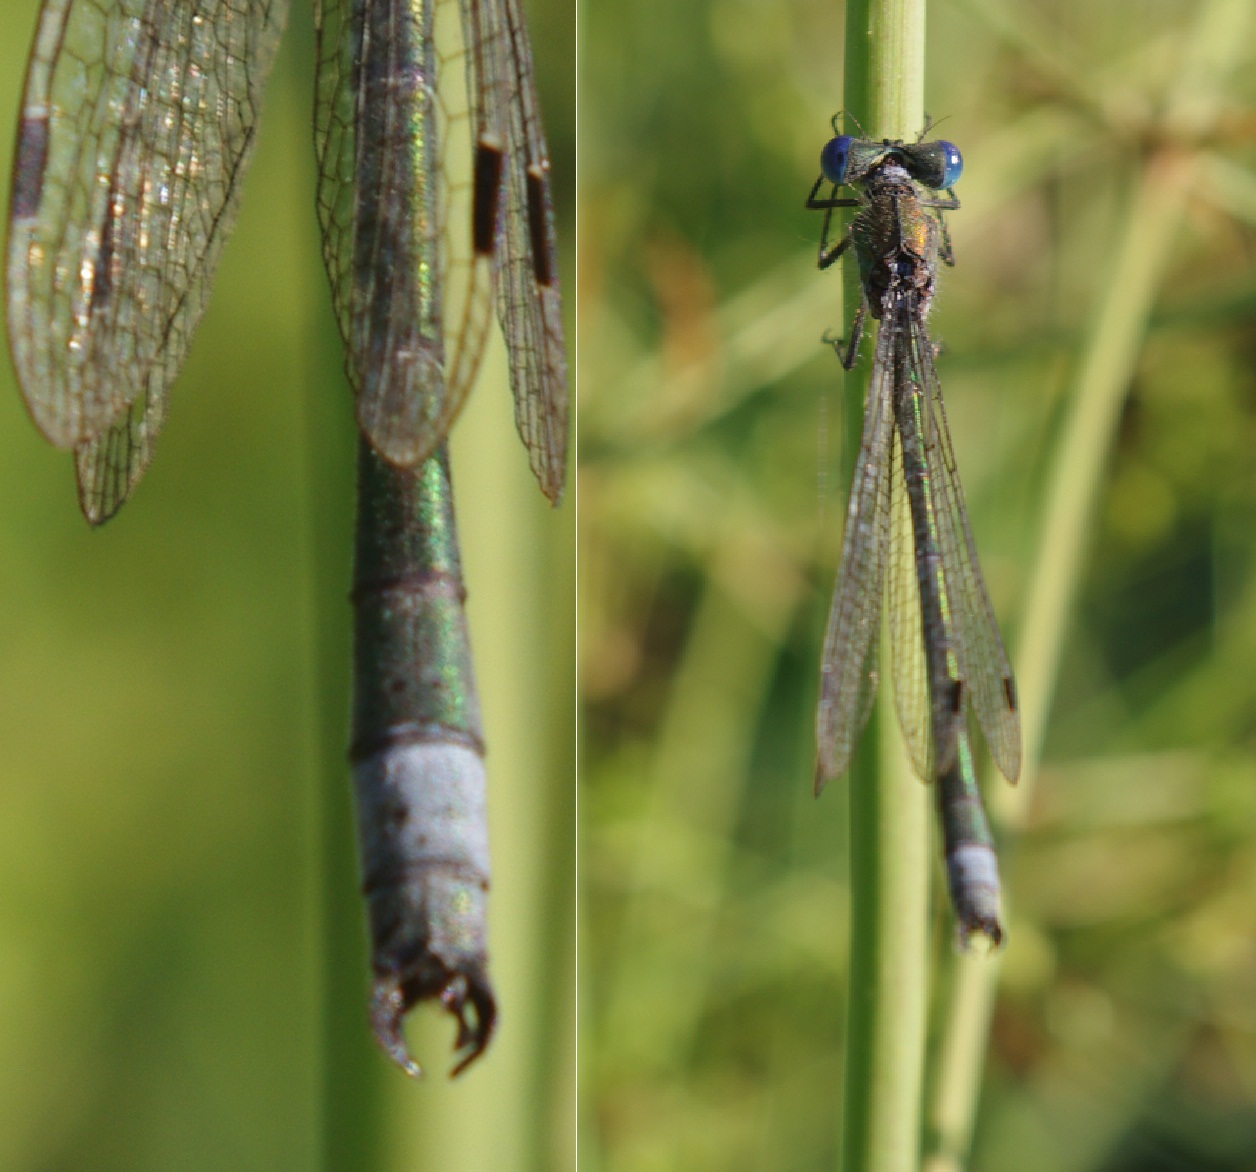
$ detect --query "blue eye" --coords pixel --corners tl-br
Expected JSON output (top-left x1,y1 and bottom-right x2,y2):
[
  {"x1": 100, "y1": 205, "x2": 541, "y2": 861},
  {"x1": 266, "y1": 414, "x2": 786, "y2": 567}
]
[
  {"x1": 821, "y1": 135, "x2": 855, "y2": 185},
  {"x1": 937, "y1": 140, "x2": 963, "y2": 187}
]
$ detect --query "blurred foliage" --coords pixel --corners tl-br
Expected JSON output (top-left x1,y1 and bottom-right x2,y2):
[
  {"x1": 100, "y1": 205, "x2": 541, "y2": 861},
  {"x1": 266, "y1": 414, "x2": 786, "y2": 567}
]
[
  {"x1": 580, "y1": 0, "x2": 1256, "y2": 1167},
  {"x1": 0, "y1": 2, "x2": 574, "y2": 1170}
]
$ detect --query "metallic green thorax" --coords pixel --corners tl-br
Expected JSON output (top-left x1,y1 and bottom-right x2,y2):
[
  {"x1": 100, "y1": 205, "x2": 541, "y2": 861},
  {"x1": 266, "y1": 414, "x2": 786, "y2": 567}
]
[
  {"x1": 850, "y1": 169, "x2": 939, "y2": 322},
  {"x1": 351, "y1": 443, "x2": 483, "y2": 761}
]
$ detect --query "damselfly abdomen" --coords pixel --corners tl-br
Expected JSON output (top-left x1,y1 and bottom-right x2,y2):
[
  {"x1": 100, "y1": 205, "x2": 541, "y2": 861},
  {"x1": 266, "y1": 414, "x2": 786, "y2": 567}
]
[{"x1": 8, "y1": 0, "x2": 568, "y2": 1074}]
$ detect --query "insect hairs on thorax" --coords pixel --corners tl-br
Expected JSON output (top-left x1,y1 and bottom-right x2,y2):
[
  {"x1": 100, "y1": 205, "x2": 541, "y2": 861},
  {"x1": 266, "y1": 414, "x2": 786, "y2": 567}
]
[{"x1": 854, "y1": 161, "x2": 939, "y2": 322}]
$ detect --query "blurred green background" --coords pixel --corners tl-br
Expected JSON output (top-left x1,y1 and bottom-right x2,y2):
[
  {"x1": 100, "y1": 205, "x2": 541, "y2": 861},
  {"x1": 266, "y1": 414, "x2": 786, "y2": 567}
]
[
  {"x1": 0, "y1": 2, "x2": 574, "y2": 1170},
  {"x1": 581, "y1": 0, "x2": 1256, "y2": 1168}
]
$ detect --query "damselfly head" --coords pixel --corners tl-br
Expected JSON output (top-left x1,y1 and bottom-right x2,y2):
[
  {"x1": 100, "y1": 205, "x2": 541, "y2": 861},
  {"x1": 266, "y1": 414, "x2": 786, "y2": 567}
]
[{"x1": 820, "y1": 134, "x2": 963, "y2": 191}]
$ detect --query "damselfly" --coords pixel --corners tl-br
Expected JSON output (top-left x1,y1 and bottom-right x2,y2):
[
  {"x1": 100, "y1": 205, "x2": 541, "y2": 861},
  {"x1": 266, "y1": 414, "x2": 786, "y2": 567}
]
[
  {"x1": 7, "y1": 0, "x2": 567, "y2": 1074},
  {"x1": 805, "y1": 128, "x2": 1019, "y2": 942}
]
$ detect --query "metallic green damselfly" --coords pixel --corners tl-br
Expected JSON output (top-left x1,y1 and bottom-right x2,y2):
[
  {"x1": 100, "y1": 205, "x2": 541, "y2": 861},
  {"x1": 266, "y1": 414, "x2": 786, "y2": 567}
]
[
  {"x1": 806, "y1": 128, "x2": 1020, "y2": 943},
  {"x1": 7, "y1": 0, "x2": 567, "y2": 1074}
]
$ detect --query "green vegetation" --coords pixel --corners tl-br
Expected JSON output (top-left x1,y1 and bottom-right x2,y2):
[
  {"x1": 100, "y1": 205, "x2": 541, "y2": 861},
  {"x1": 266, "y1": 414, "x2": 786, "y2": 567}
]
[
  {"x1": 0, "y1": 3, "x2": 574, "y2": 1170},
  {"x1": 581, "y1": 0, "x2": 1256, "y2": 1167},
  {"x1": 836, "y1": 3, "x2": 933, "y2": 1170}
]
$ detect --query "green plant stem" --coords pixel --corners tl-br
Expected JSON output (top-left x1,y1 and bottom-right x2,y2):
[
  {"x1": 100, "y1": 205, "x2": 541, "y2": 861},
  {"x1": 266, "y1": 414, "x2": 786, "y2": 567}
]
[
  {"x1": 308, "y1": 361, "x2": 388, "y2": 1163},
  {"x1": 923, "y1": 0, "x2": 1254, "y2": 1156},
  {"x1": 923, "y1": 145, "x2": 1193, "y2": 1172},
  {"x1": 279, "y1": 3, "x2": 392, "y2": 1162},
  {"x1": 839, "y1": 1, "x2": 931, "y2": 1169},
  {"x1": 304, "y1": 263, "x2": 388, "y2": 1172},
  {"x1": 919, "y1": 121, "x2": 1199, "y2": 1172},
  {"x1": 1005, "y1": 152, "x2": 1195, "y2": 818}
]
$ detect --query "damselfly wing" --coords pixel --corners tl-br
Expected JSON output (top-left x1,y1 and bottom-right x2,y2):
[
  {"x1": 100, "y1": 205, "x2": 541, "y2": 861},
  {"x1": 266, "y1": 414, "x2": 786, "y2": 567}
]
[{"x1": 7, "y1": 0, "x2": 568, "y2": 1074}]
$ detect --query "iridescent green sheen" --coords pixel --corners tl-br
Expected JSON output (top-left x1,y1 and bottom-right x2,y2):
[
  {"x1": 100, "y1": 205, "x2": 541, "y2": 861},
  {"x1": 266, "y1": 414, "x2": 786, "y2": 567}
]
[
  {"x1": 316, "y1": 0, "x2": 449, "y2": 465},
  {"x1": 896, "y1": 341, "x2": 965, "y2": 777},
  {"x1": 9, "y1": 0, "x2": 567, "y2": 1083},
  {"x1": 937, "y1": 733, "x2": 1001, "y2": 945},
  {"x1": 350, "y1": 438, "x2": 495, "y2": 1074},
  {"x1": 811, "y1": 135, "x2": 1021, "y2": 792},
  {"x1": 808, "y1": 133, "x2": 1021, "y2": 942},
  {"x1": 315, "y1": 0, "x2": 568, "y2": 1077},
  {"x1": 351, "y1": 441, "x2": 483, "y2": 760}
]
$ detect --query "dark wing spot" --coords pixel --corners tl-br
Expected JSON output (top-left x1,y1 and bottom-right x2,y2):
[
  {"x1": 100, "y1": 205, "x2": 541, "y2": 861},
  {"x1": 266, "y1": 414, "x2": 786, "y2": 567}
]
[
  {"x1": 11, "y1": 111, "x2": 50, "y2": 221},
  {"x1": 525, "y1": 164, "x2": 553, "y2": 287},
  {"x1": 472, "y1": 139, "x2": 503, "y2": 257}
]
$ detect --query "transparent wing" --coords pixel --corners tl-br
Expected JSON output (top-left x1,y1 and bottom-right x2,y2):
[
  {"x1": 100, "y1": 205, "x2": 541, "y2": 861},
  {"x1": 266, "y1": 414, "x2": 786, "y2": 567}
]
[
  {"x1": 909, "y1": 313, "x2": 1022, "y2": 784},
  {"x1": 815, "y1": 320, "x2": 894, "y2": 792},
  {"x1": 75, "y1": 383, "x2": 165, "y2": 523},
  {"x1": 314, "y1": 0, "x2": 498, "y2": 465},
  {"x1": 8, "y1": 0, "x2": 289, "y2": 523},
  {"x1": 889, "y1": 294, "x2": 965, "y2": 782},
  {"x1": 485, "y1": 0, "x2": 568, "y2": 502},
  {"x1": 886, "y1": 422, "x2": 933, "y2": 781}
]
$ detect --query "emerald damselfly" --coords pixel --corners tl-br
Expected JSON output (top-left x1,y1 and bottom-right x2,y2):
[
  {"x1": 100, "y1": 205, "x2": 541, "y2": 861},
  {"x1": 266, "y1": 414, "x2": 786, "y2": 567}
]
[{"x1": 806, "y1": 127, "x2": 1020, "y2": 942}]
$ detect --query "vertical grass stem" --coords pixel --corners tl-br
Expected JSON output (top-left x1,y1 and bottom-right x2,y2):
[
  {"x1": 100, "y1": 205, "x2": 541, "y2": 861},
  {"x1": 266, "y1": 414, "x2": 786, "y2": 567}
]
[{"x1": 838, "y1": 0, "x2": 931, "y2": 1168}]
